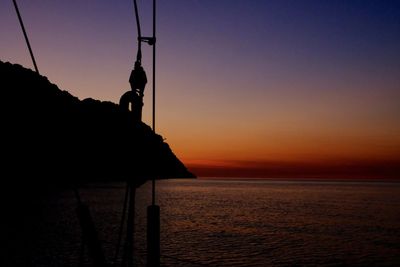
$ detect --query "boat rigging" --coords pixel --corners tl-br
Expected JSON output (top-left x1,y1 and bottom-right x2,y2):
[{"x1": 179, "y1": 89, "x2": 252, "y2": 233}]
[{"x1": 12, "y1": 0, "x2": 161, "y2": 265}]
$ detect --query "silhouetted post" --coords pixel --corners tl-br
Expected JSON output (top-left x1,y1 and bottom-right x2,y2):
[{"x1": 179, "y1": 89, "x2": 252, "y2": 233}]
[
  {"x1": 147, "y1": 0, "x2": 160, "y2": 266},
  {"x1": 130, "y1": 0, "x2": 160, "y2": 265}
]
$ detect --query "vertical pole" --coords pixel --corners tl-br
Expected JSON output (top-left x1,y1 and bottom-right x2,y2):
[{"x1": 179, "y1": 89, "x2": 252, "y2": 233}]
[
  {"x1": 147, "y1": 1, "x2": 160, "y2": 266},
  {"x1": 151, "y1": 0, "x2": 157, "y2": 206},
  {"x1": 12, "y1": 0, "x2": 40, "y2": 74},
  {"x1": 152, "y1": 0, "x2": 156, "y2": 133}
]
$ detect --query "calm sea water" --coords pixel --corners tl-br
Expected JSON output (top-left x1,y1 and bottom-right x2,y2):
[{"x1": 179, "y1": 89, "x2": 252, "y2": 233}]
[{"x1": 23, "y1": 178, "x2": 400, "y2": 266}]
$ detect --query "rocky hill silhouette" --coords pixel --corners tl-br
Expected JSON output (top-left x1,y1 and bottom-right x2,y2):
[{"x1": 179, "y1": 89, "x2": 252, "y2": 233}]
[{"x1": 1, "y1": 60, "x2": 195, "y2": 188}]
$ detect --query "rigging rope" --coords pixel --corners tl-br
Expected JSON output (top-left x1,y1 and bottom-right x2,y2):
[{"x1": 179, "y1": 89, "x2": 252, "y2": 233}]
[
  {"x1": 133, "y1": 0, "x2": 142, "y2": 64},
  {"x1": 12, "y1": 0, "x2": 39, "y2": 74},
  {"x1": 11, "y1": 1, "x2": 108, "y2": 265},
  {"x1": 131, "y1": 0, "x2": 157, "y2": 205},
  {"x1": 112, "y1": 184, "x2": 130, "y2": 264}
]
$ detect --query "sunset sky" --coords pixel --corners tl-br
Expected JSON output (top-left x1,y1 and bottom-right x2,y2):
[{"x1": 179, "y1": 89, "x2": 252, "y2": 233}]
[{"x1": 1, "y1": 1, "x2": 399, "y2": 179}]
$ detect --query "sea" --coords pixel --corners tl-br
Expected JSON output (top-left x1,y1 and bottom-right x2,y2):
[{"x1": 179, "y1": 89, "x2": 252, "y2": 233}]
[{"x1": 16, "y1": 178, "x2": 400, "y2": 266}]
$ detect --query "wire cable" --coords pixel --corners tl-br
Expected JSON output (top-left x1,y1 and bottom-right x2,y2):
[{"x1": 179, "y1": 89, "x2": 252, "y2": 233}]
[
  {"x1": 151, "y1": 0, "x2": 157, "y2": 206},
  {"x1": 133, "y1": 0, "x2": 142, "y2": 63},
  {"x1": 12, "y1": 0, "x2": 39, "y2": 74}
]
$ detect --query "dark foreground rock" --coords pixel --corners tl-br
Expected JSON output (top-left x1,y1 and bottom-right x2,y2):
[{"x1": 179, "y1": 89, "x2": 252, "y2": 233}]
[
  {"x1": 1, "y1": 60, "x2": 195, "y2": 188},
  {"x1": 0, "y1": 60, "x2": 195, "y2": 266}
]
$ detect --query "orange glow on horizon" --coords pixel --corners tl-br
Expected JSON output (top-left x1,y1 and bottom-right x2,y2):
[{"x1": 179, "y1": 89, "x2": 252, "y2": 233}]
[{"x1": 184, "y1": 157, "x2": 400, "y2": 180}]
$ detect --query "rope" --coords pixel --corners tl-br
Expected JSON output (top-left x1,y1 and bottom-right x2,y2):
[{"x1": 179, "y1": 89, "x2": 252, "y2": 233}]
[
  {"x1": 122, "y1": 185, "x2": 136, "y2": 267},
  {"x1": 12, "y1": 0, "x2": 39, "y2": 74},
  {"x1": 74, "y1": 187, "x2": 107, "y2": 267},
  {"x1": 133, "y1": 0, "x2": 142, "y2": 63},
  {"x1": 112, "y1": 183, "x2": 130, "y2": 265},
  {"x1": 132, "y1": 0, "x2": 157, "y2": 205}
]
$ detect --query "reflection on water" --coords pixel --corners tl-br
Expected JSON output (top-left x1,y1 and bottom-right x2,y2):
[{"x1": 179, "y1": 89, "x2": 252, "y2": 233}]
[{"x1": 21, "y1": 179, "x2": 400, "y2": 266}]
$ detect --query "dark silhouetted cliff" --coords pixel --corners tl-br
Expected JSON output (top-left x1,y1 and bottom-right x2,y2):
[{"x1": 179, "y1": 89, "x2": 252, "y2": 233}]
[{"x1": 1, "y1": 60, "x2": 195, "y2": 188}]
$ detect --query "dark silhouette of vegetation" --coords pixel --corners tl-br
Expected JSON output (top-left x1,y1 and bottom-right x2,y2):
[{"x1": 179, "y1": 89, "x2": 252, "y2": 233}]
[
  {"x1": 1, "y1": 60, "x2": 195, "y2": 189},
  {"x1": 1, "y1": 60, "x2": 196, "y2": 266}
]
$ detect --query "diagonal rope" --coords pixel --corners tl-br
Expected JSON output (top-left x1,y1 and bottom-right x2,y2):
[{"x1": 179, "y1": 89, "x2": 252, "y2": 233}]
[
  {"x1": 12, "y1": 0, "x2": 39, "y2": 74},
  {"x1": 112, "y1": 182, "x2": 130, "y2": 265}
]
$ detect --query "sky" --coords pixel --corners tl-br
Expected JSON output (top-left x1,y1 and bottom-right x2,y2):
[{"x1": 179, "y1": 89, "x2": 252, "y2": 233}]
[{"x1": 1, "y1": 0, "x2": 399, "y2": 179}]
